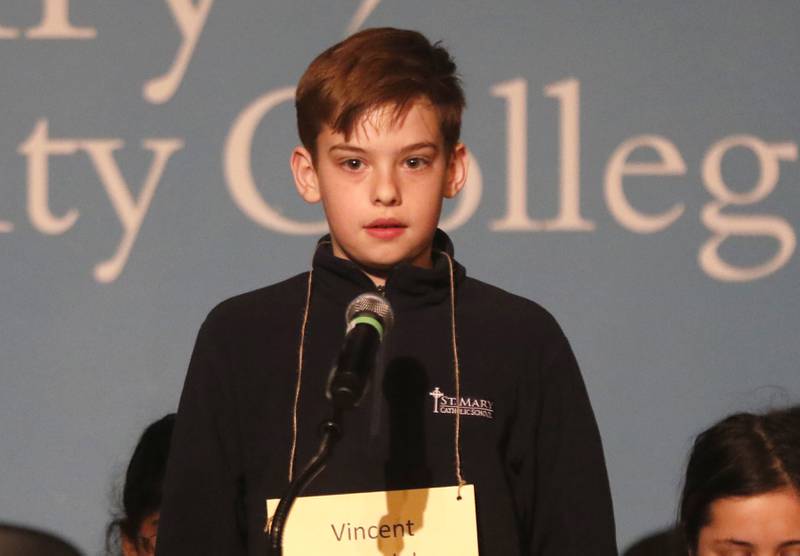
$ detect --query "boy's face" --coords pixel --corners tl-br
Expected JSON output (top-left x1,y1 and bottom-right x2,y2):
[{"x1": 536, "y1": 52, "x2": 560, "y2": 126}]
[{"x1": 291, "y1": 100, "x2": 467, "y2": 284}]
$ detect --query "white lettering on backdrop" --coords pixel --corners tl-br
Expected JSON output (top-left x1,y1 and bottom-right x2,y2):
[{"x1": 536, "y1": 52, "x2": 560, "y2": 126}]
[
  {"x1": 605, "y1": 135, "x2": 687, "y2": 233},
  {"x1": 143, "y1": 0, "x2": 214, "y2": 104},
  {"x1": 700, "y1": 136, "x2": 797, "y2": 282},
  {"x1": 17, "y1": 120, "x2": 184, "y2": 283},
  {"x1": 0, "y1": 0, "x2": 96, "y2": 39},
  {"x1": 490, "y1": 78, "x2": 595, "y2": 231},
  {"x1": 345, "y1": 0, "x2": 381, "y2": 37},
  {"x1": 18, "y1": 120, "x2": 81, "y2": 235},
  {"x1": 224, "y1": 87, "x2": 327, "y2": 235},
  {"x1": 1, "y1": 3, "x2": 797, "y2": 283}
]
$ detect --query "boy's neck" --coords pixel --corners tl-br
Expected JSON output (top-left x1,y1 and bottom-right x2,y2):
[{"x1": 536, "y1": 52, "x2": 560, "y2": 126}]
[
  {"x1": 364, "y1": 268, "x2": 388, "y2": 287},
  {"x1": 329, "y1": 253, "x2": 435, "y2": 288}
]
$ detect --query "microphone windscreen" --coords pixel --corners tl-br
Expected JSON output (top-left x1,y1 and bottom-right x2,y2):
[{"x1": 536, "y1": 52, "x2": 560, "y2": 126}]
[{"x1": 345, "y1": 292, "x2": 394, "y2": 333}]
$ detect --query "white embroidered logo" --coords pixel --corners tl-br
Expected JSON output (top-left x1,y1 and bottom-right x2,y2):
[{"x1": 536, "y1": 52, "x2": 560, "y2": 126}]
[{"x1": 429, "y1": 387, "x2": 494, "y2": 419}]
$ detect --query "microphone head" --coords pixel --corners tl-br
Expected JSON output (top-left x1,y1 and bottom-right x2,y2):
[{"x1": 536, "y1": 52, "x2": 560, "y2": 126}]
[{"x1": 346, "y1": 292, "x2": 394, "y2": 334}]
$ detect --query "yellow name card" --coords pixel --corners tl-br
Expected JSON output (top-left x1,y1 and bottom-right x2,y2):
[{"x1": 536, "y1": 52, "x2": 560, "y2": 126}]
[{"x1": 266, "y1": 484, "x2": 479, "y2": 555}]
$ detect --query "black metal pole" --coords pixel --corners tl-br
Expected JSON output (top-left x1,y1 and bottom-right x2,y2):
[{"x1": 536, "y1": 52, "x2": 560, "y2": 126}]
[{"x1": 268, "y1": 416, "x2": 342, "y2": 555}]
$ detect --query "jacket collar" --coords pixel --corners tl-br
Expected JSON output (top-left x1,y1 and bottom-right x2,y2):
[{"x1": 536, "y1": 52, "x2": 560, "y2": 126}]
[{"x1": 311, "y1": 229, "x2": 466, "y2": 310}]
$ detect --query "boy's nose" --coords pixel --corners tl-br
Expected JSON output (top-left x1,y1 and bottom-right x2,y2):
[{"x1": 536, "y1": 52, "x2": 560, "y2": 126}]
[{"x1": 371, "y1": 169, "x2": 401, "y2": 206}]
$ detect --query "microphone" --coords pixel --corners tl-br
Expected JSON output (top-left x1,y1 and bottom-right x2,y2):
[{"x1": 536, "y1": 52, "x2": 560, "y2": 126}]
[
  {"x1": 269, "y1": 293, "x2": 393, "y2": 555},
  {"x1": 326, "y1": 292, "x2": 394, "y2": 410}
]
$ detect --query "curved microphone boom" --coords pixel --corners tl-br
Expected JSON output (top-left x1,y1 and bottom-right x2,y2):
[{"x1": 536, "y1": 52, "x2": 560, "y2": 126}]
[{"x1": 326, "y1": 292, "x2": 394, "y2": 409}]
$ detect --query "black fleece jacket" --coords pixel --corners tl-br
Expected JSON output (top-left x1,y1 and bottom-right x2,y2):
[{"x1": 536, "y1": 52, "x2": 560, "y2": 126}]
[{"x1": 156, "y1": 232, "x2": 617, "y2": 555}]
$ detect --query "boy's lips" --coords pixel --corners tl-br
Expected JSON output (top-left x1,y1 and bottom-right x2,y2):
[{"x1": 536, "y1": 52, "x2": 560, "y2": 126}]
[{"x1": 364, "y1": 218, "x2": 407, "y2": 239}]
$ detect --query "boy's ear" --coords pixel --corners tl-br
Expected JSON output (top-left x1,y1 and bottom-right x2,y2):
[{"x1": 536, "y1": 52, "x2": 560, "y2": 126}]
[
  {"x1": 444, "y1": 143, "x2": 468, "y2": 199},
  {"x1": 291, "y1": 146, "x2": 321, "y2": 203}
]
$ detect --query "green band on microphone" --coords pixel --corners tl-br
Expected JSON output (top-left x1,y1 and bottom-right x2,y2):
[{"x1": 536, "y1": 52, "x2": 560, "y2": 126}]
[{"x1": 351, "y1": 315, "x2": 384, "y2": 340}]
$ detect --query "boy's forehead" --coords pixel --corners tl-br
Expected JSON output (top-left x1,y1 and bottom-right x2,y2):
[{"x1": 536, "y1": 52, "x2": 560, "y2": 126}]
[{"x1": 323, "y1": 100, "x2": 443, "y2": 146}]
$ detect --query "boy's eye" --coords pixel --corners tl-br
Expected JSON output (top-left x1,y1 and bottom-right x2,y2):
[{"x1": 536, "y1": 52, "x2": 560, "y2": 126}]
[
  {"x1": 404, "y1": 157, "x2": 429, "y2": 169},
  {"x1": 342, "y1": 159, "x2": 363, "y2": 171}
]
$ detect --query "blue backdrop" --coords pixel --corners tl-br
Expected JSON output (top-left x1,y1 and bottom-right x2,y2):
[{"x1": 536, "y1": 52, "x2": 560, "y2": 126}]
[{"x1": 1, "y1": 1, "x2": 798, "y2": 552}]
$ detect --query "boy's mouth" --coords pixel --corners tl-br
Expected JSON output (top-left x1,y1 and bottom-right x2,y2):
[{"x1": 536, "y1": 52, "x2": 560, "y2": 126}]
[{"x1": 364, "y1": 218, "x2": 407, "y2": 239}]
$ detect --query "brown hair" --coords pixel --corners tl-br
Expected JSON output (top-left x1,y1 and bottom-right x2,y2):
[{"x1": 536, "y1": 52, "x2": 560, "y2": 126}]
[{"x1": 296, "y1": 27, "x2": 465, "y2": 157}]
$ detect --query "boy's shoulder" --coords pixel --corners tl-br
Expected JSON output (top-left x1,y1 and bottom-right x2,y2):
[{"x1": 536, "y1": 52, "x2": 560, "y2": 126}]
[
  {"x1": 202, "y1": 272, "x2": 310, "y2": 332},
  {"x1": 460, "y1": 275, "x2": 556, "y2": 319},
  {"x1": 459, "y1": 276, "x2": 568, "y2": 342}
]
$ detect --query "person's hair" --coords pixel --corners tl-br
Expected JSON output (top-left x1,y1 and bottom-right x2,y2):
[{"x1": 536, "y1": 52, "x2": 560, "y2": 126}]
[
  {"x1": 295, "y1": 27, "x2": 465, "y2": 158},
  {"x1": 106, "y1": 413, "x2": 175, "y2": 555},
  {"x1": 679, "y1": 405, "x2": 800, "y2": 553}
]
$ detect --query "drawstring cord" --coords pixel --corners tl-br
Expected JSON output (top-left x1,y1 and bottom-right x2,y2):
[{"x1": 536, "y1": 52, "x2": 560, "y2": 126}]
[
  {"x1": 439, "y1": 250, "x2": 467, "y2": 498},
  {"x1": 288, "y1": 268, "x2": 314, "y2": 483},
  {"x1": 287, "y1": 240, "x2": 330, "y2": 484},
  {"x1": 285, "y1": 248, "x2": 466, "y2": 497},
  {"x1": 267, "y1": 267, "x2": 313, "y2": 533}
]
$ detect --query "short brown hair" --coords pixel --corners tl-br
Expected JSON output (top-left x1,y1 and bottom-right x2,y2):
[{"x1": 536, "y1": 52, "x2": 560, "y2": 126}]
[{"x1": 296, "y1": 28, "x2": 465, "y2": 157}]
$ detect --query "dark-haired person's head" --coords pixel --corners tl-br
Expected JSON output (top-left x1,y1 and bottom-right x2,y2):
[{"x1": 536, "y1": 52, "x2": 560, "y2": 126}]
[
  {"x1": 107, "y1": 414, "x2": 175, "y2": 556},
  {"x1": 679, "y1": 405, "x2": 800, "y2": 555}
]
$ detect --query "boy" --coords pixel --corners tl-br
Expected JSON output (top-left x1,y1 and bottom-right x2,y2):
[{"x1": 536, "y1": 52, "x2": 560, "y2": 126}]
[{"x1": 157, "y1": 28, "x2": 617, "y2": 555}]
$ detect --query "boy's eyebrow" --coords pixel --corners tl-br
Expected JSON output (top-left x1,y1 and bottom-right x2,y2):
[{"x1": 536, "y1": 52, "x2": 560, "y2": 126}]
[
  {"x1": 714, "y1": 539, "x2": 753, "y2": 547},
  {"x1": 328, "y1": 142, "x2": 440, "y2": 155},
  {"x1": 399, "y1": 142, "x2": 440, "y2": 154},
  {"x1": 329, "y1": 144, "x2": 367, "y2": 154},
  {"x1": 779, "y1": 540, "x2": 800, "y2": 548}
]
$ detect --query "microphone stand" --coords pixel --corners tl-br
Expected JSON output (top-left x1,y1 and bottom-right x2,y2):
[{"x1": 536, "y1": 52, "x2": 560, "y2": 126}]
[
  {"x1": 269, "y1": 298, "x2": 390, "y2": 554},
  {"x1": 267, "y1": 409, "x2": 343, "y2": 556}
]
